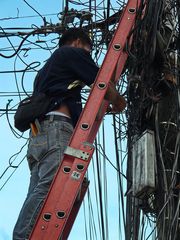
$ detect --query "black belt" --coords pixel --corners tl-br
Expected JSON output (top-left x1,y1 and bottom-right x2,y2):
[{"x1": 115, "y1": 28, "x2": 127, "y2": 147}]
[{"x1": 43, "y1": 115, "x2": 72, "y2": 124}]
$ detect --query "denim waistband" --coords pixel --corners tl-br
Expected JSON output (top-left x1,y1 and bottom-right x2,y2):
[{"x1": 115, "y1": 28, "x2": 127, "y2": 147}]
[{"x1": 42, "y1": 115, "x2": 72, "y2": 124}]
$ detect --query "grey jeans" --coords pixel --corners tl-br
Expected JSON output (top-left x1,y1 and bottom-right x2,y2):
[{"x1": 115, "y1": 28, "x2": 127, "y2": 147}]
[{"x1": 13, "y1": 117, "x2": 73, "y2": 240}]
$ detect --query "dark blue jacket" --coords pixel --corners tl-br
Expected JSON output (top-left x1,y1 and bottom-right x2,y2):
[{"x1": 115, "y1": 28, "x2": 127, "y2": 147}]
[{"x1": 33, "y1": 46, "x2": 99, "y2": 126}]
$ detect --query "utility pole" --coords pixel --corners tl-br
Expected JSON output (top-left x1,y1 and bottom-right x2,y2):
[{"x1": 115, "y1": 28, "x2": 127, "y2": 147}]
[{"x1": 125, "y1": 0, "x2": 180, "y2": 239}]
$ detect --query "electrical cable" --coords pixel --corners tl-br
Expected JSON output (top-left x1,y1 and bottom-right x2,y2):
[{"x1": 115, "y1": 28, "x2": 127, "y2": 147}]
[
  {"x1": 22, "y1": 0, "x2": 46, "y2": 24},
  {"x1": 0, "y1": 27, "x2": 37, "y2": 58}
]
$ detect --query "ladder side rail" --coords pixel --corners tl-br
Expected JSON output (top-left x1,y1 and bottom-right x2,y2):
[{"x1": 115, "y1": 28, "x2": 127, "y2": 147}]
[
  {"x1": 69, "y1": 0, "x2": 140, "y2": 148},
  {"x1": 62, "y1": 180, "x2": 89, "y2": 240}
]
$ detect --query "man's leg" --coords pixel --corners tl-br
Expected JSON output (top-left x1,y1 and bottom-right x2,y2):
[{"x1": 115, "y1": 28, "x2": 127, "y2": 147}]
[
  {"x1": 13, "y1": 120, "x2": 73, "y2": 240},
  {"x1": 13, "y1": 161, "x2": 39, "y2": 240}
]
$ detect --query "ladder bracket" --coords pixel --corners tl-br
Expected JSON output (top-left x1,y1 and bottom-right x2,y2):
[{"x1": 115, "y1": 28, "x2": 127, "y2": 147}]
[{"x1": 64, "y1": 146, "x2": 90, "y2": 161}]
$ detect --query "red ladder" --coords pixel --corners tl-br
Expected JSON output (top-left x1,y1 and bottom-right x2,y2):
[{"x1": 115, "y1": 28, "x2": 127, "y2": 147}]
[{"x1": 30, "y1": 0, "x2": 141, "y2": 239}]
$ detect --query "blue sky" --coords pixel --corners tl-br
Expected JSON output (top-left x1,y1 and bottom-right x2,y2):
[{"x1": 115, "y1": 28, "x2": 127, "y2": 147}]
[
  {"x1": 0, "y1": 2, "x2": 61, "y2": 239},
  {"x1": 0, "y1": 1, "x2": 129, "y2": 239}
]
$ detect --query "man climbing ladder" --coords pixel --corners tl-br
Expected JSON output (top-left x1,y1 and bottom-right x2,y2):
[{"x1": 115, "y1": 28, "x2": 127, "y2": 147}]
[{"x1": 13, "y1": 27, "x2": 125, "y2": 240}]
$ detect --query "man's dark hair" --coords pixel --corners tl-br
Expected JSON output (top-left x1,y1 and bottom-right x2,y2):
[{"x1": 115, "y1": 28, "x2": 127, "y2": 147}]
[{"x1": 59, "y1": 28, "x2": 92, "y2": 48}]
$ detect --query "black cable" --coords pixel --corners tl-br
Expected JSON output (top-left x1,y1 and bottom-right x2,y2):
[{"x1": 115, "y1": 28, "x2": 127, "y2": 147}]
[
  {"x1": 0, "y1": 27, "x2": 37, "y2": 58},
  {"x1": 83, "y1": 201, "x2": 88, "y2": 240},
  {"x1": 95, "y1": 138, "x2": 106, "y2": 240},
  {"x1": 5, "y1": 100, "x2": 28, "y2": 139},
  {"x1": 97, "y1": 144, "x2": 131, "y2": 183},
  {"x1": 92, "y1": 156, "x2": 103, "y2": 239},
  {"x1": 22, "y1": 0, "x2": 46, "y2": 25},
  {"x1": 113, "y1": 115, "x2": 126, "y2": 233},
  {"x1": 87, "y1": 189, "x2": 98, "y2": 239},
  {"x1": 101, "y1": 122, "x2": 109, "y2": 239},
  {"x1": 0, "y1": 155, "x2": 27, "y2": 191},
  {"x1": 14, "y1": 53, "x2": 22, "y2": 102},
  {"x1": 0, "y1": 13, "x2": 58, "y2": 22},
  {"x1": 21, "y1": 62, "x2": 41, "y2": 97}
]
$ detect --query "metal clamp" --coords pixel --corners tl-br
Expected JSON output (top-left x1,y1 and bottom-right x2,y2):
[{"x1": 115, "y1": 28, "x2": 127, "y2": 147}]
[{"x1": 64, "y1": 146, "x2": 90, "y2": 161}]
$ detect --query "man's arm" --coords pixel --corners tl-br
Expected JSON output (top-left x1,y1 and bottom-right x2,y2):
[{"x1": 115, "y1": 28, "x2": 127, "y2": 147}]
[
  {"x1": 90, "y1": 81, "x2": 126, "y2": 113},
  {"x1": 104, "y1": 81, "x2": 126, "y2": 112},
  {"x1": 65, "y1": 47, "x2": 126, "y2": 112}
]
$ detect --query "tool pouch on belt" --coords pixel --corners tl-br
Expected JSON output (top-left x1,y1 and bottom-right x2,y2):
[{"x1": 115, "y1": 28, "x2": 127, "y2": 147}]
[{"x1": 14, "y1": 93, "x2": 53, "y2": 132}]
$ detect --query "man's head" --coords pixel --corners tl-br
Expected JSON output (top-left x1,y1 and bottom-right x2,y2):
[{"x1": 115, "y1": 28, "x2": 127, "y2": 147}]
[{"x1": 59, "y1": 28, "x2": 92, "y2": 52}]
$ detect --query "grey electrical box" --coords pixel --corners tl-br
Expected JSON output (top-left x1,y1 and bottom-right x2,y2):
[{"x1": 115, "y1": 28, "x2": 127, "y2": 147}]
[{"x1": 132, "y1": 130, "x2": 156, "y2": 198}]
